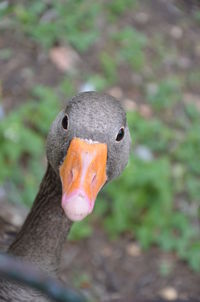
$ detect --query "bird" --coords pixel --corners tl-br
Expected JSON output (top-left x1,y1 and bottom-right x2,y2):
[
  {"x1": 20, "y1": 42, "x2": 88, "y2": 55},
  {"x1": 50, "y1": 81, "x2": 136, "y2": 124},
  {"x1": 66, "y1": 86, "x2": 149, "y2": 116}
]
[{"x1": 0, "y1": 91, "x2": 131, "y2": 301}]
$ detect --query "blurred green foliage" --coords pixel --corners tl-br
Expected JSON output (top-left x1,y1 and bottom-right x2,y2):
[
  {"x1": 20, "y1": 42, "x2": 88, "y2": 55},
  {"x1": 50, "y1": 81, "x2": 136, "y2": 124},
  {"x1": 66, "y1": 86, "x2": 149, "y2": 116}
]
[
  {"x1": 13, "y1": 1, "x2": 101, "y2": 51},
  {"x1": 146, "y1": 78, "x2": 182, "y2": 110},
  {"x1": 0, "y1": 0, "x2": 200, "y2": 272},
  {"x1": 0, "y1": 86, "x2": 59, "y2": 206},
  {"x1": 113, "y1": 27, "x2": 147, "y2": 71},
  {"x1": 107, "y1": 0, "x2": 138, "y2": 18}
]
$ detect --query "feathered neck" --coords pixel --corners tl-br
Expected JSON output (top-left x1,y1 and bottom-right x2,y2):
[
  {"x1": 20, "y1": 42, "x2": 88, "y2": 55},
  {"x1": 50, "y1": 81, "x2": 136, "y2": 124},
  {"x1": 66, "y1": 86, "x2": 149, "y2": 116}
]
[{"x1": 9, "y1": 163, "x2": 72, "y2": 275}]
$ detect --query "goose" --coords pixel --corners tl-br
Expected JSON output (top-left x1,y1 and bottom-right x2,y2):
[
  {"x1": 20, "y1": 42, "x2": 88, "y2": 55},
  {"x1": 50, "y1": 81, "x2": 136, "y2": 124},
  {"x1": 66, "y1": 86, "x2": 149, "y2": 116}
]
[{"x1": 0, "y1": 91, "x2": 131, "y2": 301}]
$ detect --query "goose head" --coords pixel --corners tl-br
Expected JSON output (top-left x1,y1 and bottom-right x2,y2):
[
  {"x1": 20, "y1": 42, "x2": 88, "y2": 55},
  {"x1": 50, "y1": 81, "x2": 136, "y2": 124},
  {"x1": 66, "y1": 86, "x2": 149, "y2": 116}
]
[{"x1": 46, "y1": 91, "x2": 131, "y2": 222}]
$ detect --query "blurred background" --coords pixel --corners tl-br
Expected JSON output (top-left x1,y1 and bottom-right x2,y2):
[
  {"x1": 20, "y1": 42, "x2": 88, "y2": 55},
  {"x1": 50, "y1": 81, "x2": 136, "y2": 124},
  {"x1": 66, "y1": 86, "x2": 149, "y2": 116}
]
[{"x1": 0, "y1": 0, "x2": 200, "y2": 301}]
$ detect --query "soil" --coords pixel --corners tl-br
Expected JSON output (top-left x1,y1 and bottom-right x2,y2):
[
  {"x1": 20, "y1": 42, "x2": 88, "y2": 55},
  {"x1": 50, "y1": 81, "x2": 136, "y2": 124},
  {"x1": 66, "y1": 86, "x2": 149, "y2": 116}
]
[
  {"x1": 60, "y1": 230, "x2": 200, "y2": 302},
  {"x1": 0, "y1": 0, "x2": 200, "y2": 301}
]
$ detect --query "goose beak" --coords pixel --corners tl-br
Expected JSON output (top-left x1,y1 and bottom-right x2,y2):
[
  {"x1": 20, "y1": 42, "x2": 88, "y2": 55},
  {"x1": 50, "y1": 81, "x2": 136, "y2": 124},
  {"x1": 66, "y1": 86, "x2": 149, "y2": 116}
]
[{"x1": 59, "y1": 137, "x2": 107, "y2": 222}]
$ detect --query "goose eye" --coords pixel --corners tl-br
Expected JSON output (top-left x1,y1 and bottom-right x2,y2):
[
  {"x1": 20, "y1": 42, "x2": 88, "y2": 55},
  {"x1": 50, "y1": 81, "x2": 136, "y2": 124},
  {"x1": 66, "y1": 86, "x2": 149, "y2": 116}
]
[
  {"x1": 116, "y1": 127, "x2": 124, "y2": 142},
  {"x1": 62, "y1": 115, "x2": 69, "y2": 130}
]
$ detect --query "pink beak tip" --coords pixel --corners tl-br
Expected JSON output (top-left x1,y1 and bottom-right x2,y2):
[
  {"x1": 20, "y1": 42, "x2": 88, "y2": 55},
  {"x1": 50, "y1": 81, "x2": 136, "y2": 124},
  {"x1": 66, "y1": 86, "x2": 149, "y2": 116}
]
[{"x1": 61, "y1": 192, "x2": 94, "y2": 222}]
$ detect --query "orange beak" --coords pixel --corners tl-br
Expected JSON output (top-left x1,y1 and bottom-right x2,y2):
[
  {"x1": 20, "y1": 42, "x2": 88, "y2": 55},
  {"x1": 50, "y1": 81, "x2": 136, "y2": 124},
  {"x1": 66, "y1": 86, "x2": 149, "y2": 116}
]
[{"x1": 59, "y1": 138, "x2": 107, "y2": 221}]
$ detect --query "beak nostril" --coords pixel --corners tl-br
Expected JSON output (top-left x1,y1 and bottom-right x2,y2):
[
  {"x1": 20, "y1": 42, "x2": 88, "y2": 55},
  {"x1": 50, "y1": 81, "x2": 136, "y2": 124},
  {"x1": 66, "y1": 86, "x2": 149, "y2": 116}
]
[
  {"x1": 68, "y1": 169, "x2": 74, "y2": 184},
  {"x1": 91, "y1": 173, "x2": 97, "y2": 185}
]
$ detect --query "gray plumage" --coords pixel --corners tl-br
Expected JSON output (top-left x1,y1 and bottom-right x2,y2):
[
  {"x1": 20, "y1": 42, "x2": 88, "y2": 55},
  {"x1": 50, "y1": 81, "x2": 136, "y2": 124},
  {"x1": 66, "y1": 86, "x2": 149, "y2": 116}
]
[{"x1": 0, "y1": 91, "x2": 131, "y2": 301}]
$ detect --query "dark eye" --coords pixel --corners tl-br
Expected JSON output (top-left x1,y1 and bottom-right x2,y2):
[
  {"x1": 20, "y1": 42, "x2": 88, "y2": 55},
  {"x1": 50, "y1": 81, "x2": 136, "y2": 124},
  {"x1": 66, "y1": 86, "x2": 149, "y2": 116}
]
[
  {"x1": 62, "y1": 115, "x2": 69, "y2": 130},
  {"x1": 116, "y1": 127, "x2": 125, "y2": 142}
]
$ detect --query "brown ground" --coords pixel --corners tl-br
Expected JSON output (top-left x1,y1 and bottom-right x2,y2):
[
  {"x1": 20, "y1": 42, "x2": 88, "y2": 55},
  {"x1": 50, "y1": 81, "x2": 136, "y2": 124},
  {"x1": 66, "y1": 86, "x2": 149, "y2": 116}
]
[
  {"x1": 0, "y1": 1, "x2": 200, "y2": 301},
  {"x1": 60, "y1": 230, "x2": 200, "y2": 302}
]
